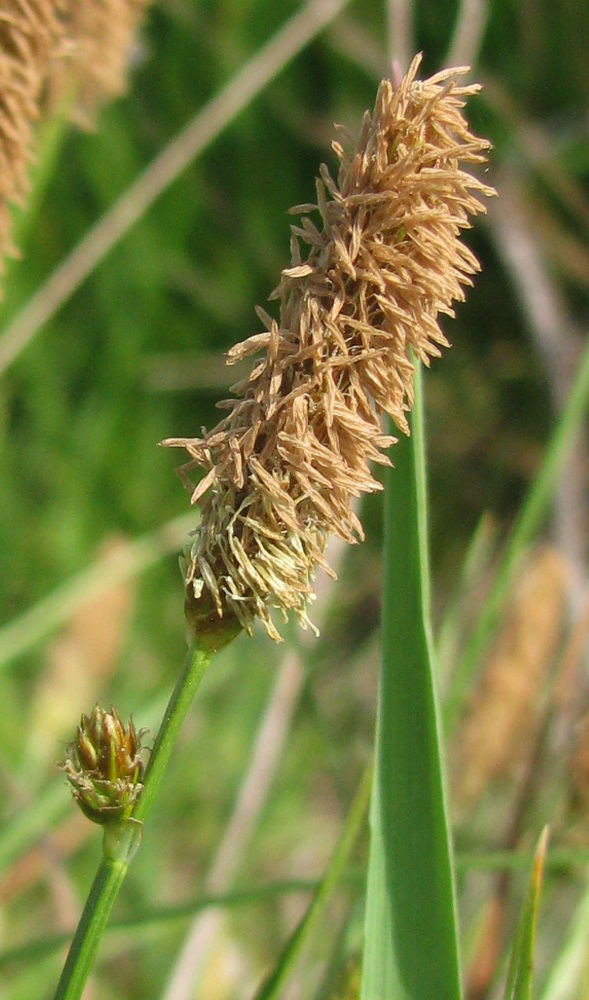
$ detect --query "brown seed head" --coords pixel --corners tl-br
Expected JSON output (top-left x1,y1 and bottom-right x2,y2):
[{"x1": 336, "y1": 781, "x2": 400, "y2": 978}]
[
  {"x1": 62, "y1": 705, "x2": 146, "y2": 825},
  {"x1": 0, "y1": 1, "x2": 65, "y2": 277},
  {"x1": 54, "y1": 0, "x2": 152, "y2": 124},
  {"x1": 163, "y1": 54, "x2": 495, "y2": 641}
]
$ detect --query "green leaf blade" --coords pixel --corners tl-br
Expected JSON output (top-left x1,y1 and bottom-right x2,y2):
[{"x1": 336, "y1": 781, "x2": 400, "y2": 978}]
[
  {"x1": 361, "y1": 366, "x2": 462, "y2": 1000},
  {"x1": 505, "y1": 827, "x2": 549, "y2": 1000}
]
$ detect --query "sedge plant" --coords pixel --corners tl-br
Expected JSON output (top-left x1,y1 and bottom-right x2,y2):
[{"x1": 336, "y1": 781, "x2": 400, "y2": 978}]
[{"x1": 48, "y1": 54, "x2": 502, "y2": 999}]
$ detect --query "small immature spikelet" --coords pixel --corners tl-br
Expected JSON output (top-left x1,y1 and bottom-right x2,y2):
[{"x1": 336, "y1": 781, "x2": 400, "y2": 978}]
[
  {"x1": 62, "y1": 705, "x2": 146, "y2": 825},
  {"x1": 57, "y1": 0, "x2": 152, "y2": 123},
  {"x1": 164, "y1": 55, "x2": 495, "y2": 642},
  {"x1": 0, "y1": 0, "x2": 64, "y2": 274}
]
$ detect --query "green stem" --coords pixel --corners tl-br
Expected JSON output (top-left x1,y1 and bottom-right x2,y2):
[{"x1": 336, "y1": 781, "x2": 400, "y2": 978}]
[
  {"x1": 52, "y1": 644, "x2": 211, "y2": 1000},
  {"x1": 134, "y1": 646, "x2": 211, "y2": 823},
  {"x1": 52, "y1": 857, "x2": 127, "y2": 1000}
]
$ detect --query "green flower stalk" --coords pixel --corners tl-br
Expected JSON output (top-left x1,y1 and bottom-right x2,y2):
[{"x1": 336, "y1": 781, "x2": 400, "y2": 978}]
[
  {"x1": 54, "y1": 650, "x2": 210, "y2": 1000},
  {"x1": 62, "y1": 706, "x2": 146, "y2": 826}
]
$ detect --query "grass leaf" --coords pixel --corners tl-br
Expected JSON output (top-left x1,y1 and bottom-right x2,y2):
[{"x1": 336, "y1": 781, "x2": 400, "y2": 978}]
[
  {"x1": 504, "y1": 827, "x2": 549, "y2": 1000},
  {"x1": 361, "y1": 364, "x2": 462, "y2": 1000},
  {"x1": 538, "y1": 884, "x2": 589, "y2": 1000},
  {"x1": 252, "y1": 764, "x2": 372, "y2": 1000}
]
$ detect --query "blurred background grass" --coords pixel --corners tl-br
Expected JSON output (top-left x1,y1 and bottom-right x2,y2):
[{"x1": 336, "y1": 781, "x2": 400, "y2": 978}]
[{"x1": 0, "y1": 0, "x2": 588, "y2": 997}]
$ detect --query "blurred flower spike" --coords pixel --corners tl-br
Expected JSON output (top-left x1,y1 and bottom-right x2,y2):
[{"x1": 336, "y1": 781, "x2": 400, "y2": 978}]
[
  {"x1": 62, "y1": 706, "x2": 146, "y2": 826},
  {"x1": 0, "y1": 0, "x2": 153, "y2": 289},
  {"x1": 163, "y1": 54, "x2": 495, "y2": 642}
]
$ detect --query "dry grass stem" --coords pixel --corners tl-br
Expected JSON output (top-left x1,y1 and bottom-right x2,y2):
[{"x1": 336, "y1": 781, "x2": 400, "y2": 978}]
[
  {"x1": 386, "y1": 0, "x2": 414, "y2": 75},
  {"x1": 447, "y1": 0, "x2": 489, "y2": 68},
  {"x1": 164, "y1": 54, "x2": 494, "y2": 640}
]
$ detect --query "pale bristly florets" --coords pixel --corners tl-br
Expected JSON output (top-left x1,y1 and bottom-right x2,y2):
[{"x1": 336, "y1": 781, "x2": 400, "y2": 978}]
[{"x1": 163, "y1": 55, "x2": 495, "y2": 642}]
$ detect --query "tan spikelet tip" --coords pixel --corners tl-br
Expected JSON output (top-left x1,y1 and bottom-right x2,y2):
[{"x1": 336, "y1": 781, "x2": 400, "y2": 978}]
[{"x1": 163, "y1": 58, "x2": 496, "y2": 641}]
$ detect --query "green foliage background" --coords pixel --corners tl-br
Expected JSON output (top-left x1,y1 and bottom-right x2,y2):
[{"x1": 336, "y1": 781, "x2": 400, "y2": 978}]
[{"x1": 0, "y1": 1, "x2": 587, "y2": 997}]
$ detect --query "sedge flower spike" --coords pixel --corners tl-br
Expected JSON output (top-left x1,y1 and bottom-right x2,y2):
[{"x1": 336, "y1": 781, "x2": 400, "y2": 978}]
[
  {"x1": 0, "y1": 0, "x2": 65, "y2": 276},
  {"x1": 163, "y1": 55, "x2": 495, "y2": 642},
  {"x1": 0, "y1": 0, "x2": 152, "y2": 285},
  {"x1": 56, "y1": 0, "x2": 153, "y2": 124}
]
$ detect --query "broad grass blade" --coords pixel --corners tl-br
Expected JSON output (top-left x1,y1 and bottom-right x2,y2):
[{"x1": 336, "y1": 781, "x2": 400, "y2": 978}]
[{"x1": 361, "y1": 365, "x2": 462, "y2": 1000}]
